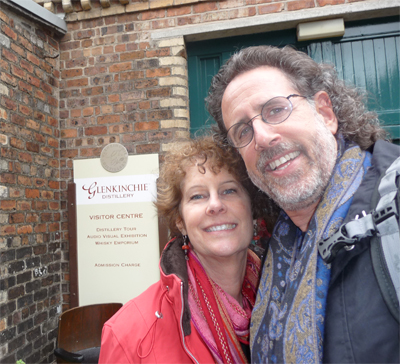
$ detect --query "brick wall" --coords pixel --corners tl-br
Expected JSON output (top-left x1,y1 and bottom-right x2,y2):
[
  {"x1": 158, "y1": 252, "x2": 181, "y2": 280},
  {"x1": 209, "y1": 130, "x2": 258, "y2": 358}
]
[{"x1": 0, "y1": 3, "x2": 63, "y2": 363}]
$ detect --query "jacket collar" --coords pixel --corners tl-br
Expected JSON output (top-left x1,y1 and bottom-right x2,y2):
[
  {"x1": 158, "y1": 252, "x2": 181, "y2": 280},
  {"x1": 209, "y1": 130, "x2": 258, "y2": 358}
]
[{"x1": 159, "y1": 237, "x2": 191, "y2": 336}]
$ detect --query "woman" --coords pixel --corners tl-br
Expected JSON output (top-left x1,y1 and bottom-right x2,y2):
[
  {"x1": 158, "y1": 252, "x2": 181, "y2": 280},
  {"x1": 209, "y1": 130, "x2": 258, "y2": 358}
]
[{"x1": 99, "y1": 136, "x2": 273, "y2": 363}]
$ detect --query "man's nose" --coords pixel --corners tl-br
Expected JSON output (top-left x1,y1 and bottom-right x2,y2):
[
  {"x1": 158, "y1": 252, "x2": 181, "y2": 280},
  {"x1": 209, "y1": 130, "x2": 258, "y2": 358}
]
[
  {"x1": 206, "y1": 194, "x2": 226, "y2": 215},
  {"x1": 252, "y1": 117, "x2": 281, "y2": 150}
]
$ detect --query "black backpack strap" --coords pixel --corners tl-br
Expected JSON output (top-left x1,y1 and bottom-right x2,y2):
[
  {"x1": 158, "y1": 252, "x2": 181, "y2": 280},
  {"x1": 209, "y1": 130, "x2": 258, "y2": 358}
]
[{"x1": 370, "y1": 158, "x2": 400, "y2": 323}]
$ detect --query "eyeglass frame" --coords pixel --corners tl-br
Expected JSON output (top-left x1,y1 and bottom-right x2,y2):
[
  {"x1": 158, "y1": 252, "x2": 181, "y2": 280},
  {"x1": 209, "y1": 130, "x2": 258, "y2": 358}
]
[{"x1": 225, "y1": 94, "x2": 308, "y2": 148}]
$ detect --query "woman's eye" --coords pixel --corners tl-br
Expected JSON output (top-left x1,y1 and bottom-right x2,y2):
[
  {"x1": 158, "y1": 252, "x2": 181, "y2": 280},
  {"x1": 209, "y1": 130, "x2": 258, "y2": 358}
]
[
  {"x1": 223, "y1": 188, "x2": 236, "y2": 195},
  {"x1": 189, "y1": 194, "x2": 203, "y2": 201}
]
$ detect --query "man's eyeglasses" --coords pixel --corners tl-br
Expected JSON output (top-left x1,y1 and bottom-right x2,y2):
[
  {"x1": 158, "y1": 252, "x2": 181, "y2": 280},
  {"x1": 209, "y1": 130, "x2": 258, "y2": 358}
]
[{"x1": 226, "y1": 94, "x2": 307, "y2": 148}]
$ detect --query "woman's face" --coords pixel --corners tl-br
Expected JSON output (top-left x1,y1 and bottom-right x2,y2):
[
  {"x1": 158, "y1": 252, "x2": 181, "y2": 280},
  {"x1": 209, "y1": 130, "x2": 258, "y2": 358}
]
[{"x1": 176, "y1": 163, "x2": 253, "y2": 262}]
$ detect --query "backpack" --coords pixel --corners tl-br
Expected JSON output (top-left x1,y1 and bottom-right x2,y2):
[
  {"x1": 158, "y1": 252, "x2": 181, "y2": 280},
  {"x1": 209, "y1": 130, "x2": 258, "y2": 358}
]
[{"x1": 318, "y1": 156, "x2": 400, "y2": 323}]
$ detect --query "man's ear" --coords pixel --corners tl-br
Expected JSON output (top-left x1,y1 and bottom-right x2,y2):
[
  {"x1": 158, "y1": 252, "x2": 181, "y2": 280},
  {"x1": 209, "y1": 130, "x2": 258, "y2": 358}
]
[
  {"x1": 176, "y1": 218, "x2": 187, "y2": 235},
  {"x1": 314, "y1": 91, "x2": 338, "y2": 135}
]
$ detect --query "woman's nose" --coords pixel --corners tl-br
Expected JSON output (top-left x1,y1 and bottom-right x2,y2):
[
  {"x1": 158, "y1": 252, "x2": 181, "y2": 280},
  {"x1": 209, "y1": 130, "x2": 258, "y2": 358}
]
[
  {"x1": 206, "y1": 195, "x2": 226, "y2": 215},
  {"x1": 252, "y1": 118, "x2": 281, "y2": 150}
]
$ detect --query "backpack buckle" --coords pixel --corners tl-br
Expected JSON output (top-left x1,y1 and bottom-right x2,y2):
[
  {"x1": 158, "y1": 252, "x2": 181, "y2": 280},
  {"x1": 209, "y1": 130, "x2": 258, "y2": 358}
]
[
  {"x1": 318, "y1": 224, "x2": 356, "y2": 263},
  {"x1": 373, "y1": 200, "x2": 398, "y2": 225}
]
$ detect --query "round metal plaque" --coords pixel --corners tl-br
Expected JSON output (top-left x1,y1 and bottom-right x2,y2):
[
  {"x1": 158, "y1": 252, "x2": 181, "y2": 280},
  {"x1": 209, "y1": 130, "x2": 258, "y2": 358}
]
[{"x1": 100, "y1": 143, "x2": 128, "y2": 173}]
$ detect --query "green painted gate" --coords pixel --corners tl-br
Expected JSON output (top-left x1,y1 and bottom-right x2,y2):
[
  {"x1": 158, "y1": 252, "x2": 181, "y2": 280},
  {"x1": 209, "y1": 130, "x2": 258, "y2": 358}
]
[{"x1": 187, "y1": 17, "x2": 400, "y2": 143}]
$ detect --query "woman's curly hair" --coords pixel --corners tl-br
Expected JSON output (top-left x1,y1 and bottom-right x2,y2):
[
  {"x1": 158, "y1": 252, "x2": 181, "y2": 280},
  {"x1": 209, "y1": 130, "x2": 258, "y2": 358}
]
[
  {"x1": 206, "y1": 45, "x2": 388, "y2": 150},
  {"x1": 155, "y1": 135, "x2": 277, "y2": 238}
]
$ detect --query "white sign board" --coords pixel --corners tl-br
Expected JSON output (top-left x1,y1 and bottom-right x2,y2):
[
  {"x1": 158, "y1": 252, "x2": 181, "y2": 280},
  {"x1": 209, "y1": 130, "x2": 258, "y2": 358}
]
[{"x1": 73, "y1": 155, "x2": 160, "y2": 306}]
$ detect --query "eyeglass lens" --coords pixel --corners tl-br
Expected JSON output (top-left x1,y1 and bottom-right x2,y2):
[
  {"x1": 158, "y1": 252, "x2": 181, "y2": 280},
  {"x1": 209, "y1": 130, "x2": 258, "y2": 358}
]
[{"x1": 227, "y1": 96, "x2": 293, "y2": 148}]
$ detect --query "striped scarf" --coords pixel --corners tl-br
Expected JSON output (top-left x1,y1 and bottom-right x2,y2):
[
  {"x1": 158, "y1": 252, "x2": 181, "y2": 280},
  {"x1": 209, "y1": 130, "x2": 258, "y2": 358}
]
[{"x1": 187, "y1": 249, "x2": 260, "y2": 364}]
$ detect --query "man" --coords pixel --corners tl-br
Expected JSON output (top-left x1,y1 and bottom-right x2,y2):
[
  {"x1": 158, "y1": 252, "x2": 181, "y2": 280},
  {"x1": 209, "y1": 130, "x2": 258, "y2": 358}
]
[{"x1": 206, "y1": 46, "x2": 399, "y2": 363}]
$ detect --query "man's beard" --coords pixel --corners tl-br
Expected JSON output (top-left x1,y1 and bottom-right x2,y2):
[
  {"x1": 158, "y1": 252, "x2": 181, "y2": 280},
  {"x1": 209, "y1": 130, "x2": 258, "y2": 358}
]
[{"x1": 248, "y1": 116, "x2": 337, "y2": 212}]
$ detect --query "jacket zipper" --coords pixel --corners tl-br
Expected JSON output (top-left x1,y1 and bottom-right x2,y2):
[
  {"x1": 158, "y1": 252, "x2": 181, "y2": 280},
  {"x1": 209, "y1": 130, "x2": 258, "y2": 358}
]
[{"x1": 179, "y1": 281, "x2": 200, "y2": 364}]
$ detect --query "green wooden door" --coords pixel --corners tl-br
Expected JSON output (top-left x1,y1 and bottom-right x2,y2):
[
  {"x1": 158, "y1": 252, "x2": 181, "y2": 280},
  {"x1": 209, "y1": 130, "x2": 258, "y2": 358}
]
[{"x1": 187, "y1": 17, "x2": 399, "y2": 143}]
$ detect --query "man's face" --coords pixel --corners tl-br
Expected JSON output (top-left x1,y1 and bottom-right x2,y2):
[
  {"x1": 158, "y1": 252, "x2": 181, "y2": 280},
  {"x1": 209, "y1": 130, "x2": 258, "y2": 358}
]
[{"x1": 221, "y1": 66, "x2": 338, "y2": 212}]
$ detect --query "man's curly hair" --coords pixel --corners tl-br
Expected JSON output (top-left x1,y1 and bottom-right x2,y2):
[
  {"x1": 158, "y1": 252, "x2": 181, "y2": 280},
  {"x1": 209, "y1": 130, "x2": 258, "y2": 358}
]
[
  {"x1": 206, "y1": 45, "x2": 388, "y2": 150},
  {"x1": 155, "y1": 135, "x2": 277, "y2": 238}
]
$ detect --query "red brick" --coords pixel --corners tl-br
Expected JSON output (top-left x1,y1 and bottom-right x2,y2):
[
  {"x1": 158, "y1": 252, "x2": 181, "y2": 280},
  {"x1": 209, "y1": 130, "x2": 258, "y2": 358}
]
[
  {"x1": 194, "y1": 2, "x2": 218, "y2": 13},
  {"x1": 1, "y1": 200, "x2": 17, "y2": 210},
  {"x1": 35, "y1": 201, "x2": 48, "y2": 210},
  {"x1": 17, "y1": 225, "x2": 33, "y2": 234},
  {"x1": 27, "y1": 52, "x2": 40, "y2": 66},
  {"x1": 34, "y1": 224, "x2": 46, "y2": 233},
  {"x1": 82, "y1": 86, "x2": 103, "y2": 96},
  {"x1": 25, "y1": 188, "x2": 40, "y2": 198},
  {"x1": 48, "y1": 95, "x2": 58, "y2": 107},
  {"x1": 48, "y1": 181, "x2": 60, "y2": 189},
  {"x1": 11, "y1": 65, "x2": 26, "y2": 79},
  {"x1": 84, "y1": 65, "x2": 107, "y2": 76},
  {"x1": 18, "y1": 35, "x2": 33, "y2": 52},
  {"x1": 0, "y1": 173, "x2": 17, "y2": 184},
  {"x1": 136, "y1": 143, "x2": 160, "y2": 154},
  {"x1": 26, "y1": 141, "x2": 40, "y2": 153},
  {"x1": 20, "y1": 59, "x2": 33, "y2": 73},
  {"x1": 120, "y1": 51, "x2": 145, "y2": 61},
  {"x1": 108, "y1": 94, "x2": 120, "y2": 103},
  {"x1": 27, "y1": 74, "x2": 41, "y2": 88},
  {"x1": 2, "y1": 48, "x2": 18, "y2": 63},
  {"x1": 25, "y1": 213, "x2": 38, "y2": 223},
  {"x1": 35, "y1": 89, "x2": 46, "y2": 102},
  {"x1": 70, "y1": 109, "x2": 81, "y2": 118},
  {"x1": 2, "y1": 24, "x2": 17, "y2": 41},
  {"x1": 177, "y1": 15, "x2": 201, "y2": 26},
  {"x1": 0, "y1": 9, "x2": 10, "y2": 24},
  {"x1": 146, "y1": 68, "x2": 171, "y2": 78},
  {"x1": 119, "y1": 70, "x2": 144, "y2": 81},
  {"x1": 19, "y1": 81, "x2": 33, "y2": 94},
  {"x1": 60, "y1": 149, "x2": 78, "y2": 158},
  {"x1": 40, "y1": 81, "x2": 53, "y2": 94},
  {"x1": 134, "y1": 121, "x2": 159, "y2": 131},
  {"x1": 152, "y1": 19, "x2": 175, "y2": 29},
  {"x1": 147, "y1": 88, "x2": 170, "y2": 98},
  {"x1": 20, "y1": 105, "x2": 33, "y2": 116},
  {"x1": 18, "y1": 175, "x2": 32, "y2": 186},
  {"x1": 97, "y1": 115, "x2": 120, "y2": 124},
  {"x1": 115, "y1": 44, "x2": 126, "y2": 52},
  {"x1": 61, "y1": 68, "x2": 83, "y2": 78},
  {"x1": 10, "y1": 115, "x2": 26, "y2": 129},
  {"x1": 142, "y1": 9, "x2": 165, "y2": 21},
  {"x1": 82, "y1": 107, "x2": 94, "y2": 116},
  {"x1": 40, "y1": 125, "x2": 52, "y2": 136},
  {"x1": 41, "y1": 190, "x2": 54, "y2": 199},
  {"x1": 167, "y1": 5, "x2": 191, "y2": 16},
  {"x1": 1, "y1": 72, "x2": 17, "y2": 87},
  {"x1": 85, "y1": 126, "x2": 108, "y2": 136},
  {"x1": 109, "y1": 62, "x2": 132, "y2": 73},
  {"x1": 287, "y1": 0, "x2": 315, "y2": 11},
  {"x1": 10, "y1": 213, "x2": 24, "y2": 223},
  {"x1": 66, "y1": 78, "x2": 89, "y2": 87},
  {"x1": 61, "y1": 129, "x2": 78, "y2": 138},
  {"x1": 18, "y1": 152, "x2": 33, "y2": 163},
  {"x1": 146, "y1": 49, "x2": 170, "y2": 58}
]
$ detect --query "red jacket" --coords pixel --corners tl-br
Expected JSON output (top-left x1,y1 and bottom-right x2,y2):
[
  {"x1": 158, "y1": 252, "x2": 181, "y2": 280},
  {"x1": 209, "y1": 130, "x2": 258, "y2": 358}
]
[{"x1": 99, "y1": 238, "x2": 214, "y2": 363}]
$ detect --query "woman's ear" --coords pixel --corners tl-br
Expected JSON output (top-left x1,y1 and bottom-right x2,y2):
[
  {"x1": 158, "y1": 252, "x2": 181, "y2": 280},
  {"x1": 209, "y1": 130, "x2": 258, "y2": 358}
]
[
  {"x1": 176, "y1": 219, "x2": 187, "y2": 235},
  {"x1": 314, "y1": 91, "x2": 338, "y2": 135}
]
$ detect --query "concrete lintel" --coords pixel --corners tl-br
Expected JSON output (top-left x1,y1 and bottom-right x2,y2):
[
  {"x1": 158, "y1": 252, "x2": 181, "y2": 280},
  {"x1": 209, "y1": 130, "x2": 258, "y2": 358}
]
[
  {"x1": 151, "y1": 0, "x2": 400, "y2": 42},
  {"x1": 1, "y1": 0, "x2": 67, "y2": 36}
]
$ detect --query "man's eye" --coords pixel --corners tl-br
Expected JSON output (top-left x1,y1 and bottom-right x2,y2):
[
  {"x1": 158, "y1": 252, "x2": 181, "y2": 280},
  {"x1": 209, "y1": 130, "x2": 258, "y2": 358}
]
[
  {"x1": 237, "y1": 124, "x2": 252, "y2": 140},
  {"x1": 265, "y1": 106, "x2": 288, "y2": 119}
]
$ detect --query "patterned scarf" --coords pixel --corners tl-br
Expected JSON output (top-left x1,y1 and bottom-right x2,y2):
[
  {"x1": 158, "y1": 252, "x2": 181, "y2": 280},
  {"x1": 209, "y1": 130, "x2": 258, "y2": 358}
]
[
  {"x1": 187, "y1": 249, "x2": 261, "y2": 364},
  {"x1": 250, "y1": 139, "x2": 372, "y2": 363}
]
